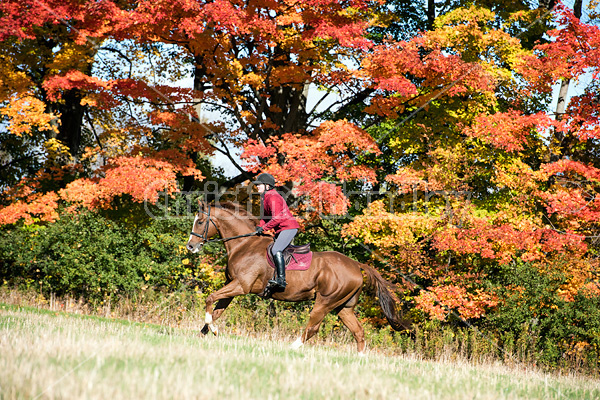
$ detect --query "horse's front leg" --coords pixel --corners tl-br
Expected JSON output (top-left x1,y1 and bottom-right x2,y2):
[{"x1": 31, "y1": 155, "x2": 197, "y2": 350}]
[
  {"x1": 202, "y1": 280, "x2": 246, "y2": 336},
  {"x1": 200, "y1": 297, "x2": 234, "y2": 335}
]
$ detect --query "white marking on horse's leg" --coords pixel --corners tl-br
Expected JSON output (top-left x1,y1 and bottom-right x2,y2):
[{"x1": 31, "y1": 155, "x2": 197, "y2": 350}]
[
  {"x1": 208, "y1": 323, "x2": 218, "y2": 336},
  {"x1": 290, "y1": 337, "x2": 304, "y2": 350},
  {"x1": 358, "y1": 344, "x2": 368, "y2": 357},
  {"x1": 205, "y1": 312, "x2": 213, "y2": 324}
]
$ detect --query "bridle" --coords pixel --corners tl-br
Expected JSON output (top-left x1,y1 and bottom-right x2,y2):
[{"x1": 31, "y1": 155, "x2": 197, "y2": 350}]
[{"x1": 189, "y1": 205, "x2": 257, "y2": 245}]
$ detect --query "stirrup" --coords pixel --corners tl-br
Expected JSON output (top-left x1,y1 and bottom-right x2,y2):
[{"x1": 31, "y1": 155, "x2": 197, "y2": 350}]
[{"x1": 267, "y1": 278, "x2": 286, "y2": 290}]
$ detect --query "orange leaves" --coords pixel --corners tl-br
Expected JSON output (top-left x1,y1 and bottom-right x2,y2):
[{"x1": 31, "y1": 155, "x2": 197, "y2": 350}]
[
  {"x1": 360, "y1": 41, "x2": 419, "y2": 96},
  {"x1": 315, "y1": 120, "x2": 380, "y2": 155},
  {"x1": 243, "y1": 120, "x2": 380, "y2": 181},
  {"x1": 0, "y1": 151, "x2": 205, "y2": 224},
  {"x1": 242, "y1": 120, "x2": 380, "y2": 217},
  {"x1": 148, "y1": 109, "x2": 212, "y2": 154},
  {"x1": 543, "y1": 159, "x2": 600, "y2": 184},
  {"x1": 242, "y1": 139, "x2": 277, "y2": 163},
  {"x1": 385, "y1": 168, "x2": 429, "y2": 194},
  {"x1": 432, "y1": 210, "x2": 587, "y2": 266},
  {"x1": 242, "y1": 121, "x2": 380, "y2": 214},
  {"x1": 59, "y1": 179, "x2": 98, "y2": 210},
  {"x1": 464, "y1": 110, "x2": 551, "y2": 152},
  {"x1": 269, "y1": 65, "x2": 311, "y2": 87},
  {"x1": 361, "y1": 5, "x2": 535, "y2": 122},
  {"x1": 415, "y1": 285, "x2": 498, "y2": 321},
  {"x1": 92, "y1": 154, "x2": 203, "y2": 207},
  {"x1": 59, "y1": 155, "x2": 187, "y2": 209},
  {"x1": 0, "y1": 63, "x2": 31, "y2": 102},
  {"x1": 93, "y1": 156, "x2": 179, "y2": 206},
  {"x1": 0, "y1": 192, "x2": 59, "y2": 225},
  {"x1": 539, "y1": 160, "x2": 600, "y2": 227},
  {"x1": 1, "y1": 95, "x2": 58, "y2": 136},
  {"x1": 361, "y1": 35, "x2": 496, "y2": 118},
  {"x1": 0, "y1": 0, "x2": 121, "y2": 42}
]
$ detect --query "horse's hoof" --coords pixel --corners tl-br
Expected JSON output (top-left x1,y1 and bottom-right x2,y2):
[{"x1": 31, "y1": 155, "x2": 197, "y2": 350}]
[
  {"x1": 358, "y1": 345, "x2": 368, "y2": 356},
  {"x1": 200, "y1": 324, "x2": 210, "y2": 335},
  {"x1": 290, "y1": 337, "x2": 304, "y2": 350}
]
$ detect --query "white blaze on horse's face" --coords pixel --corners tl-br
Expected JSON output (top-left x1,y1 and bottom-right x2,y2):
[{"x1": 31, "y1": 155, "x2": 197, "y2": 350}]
[{"x1": 187, "y1": 214, "x2": 201, "y2": 253}]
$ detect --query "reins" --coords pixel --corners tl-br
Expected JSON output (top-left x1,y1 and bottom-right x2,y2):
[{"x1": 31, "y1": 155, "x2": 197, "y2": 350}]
[
  {"x1": 190, "y1": 231, "x2": 257, "y2": 243},
  {"x1": 189, "y1": 205, "x2": 258, "y2": 245}
]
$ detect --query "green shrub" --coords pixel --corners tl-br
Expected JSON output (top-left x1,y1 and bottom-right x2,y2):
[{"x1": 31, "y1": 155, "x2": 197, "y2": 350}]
[
  {"x1": 0, "y1": 210, "x2": 221, "y2": 305},
  {"x1": 487, "y1": 261, "x2": 600, "y2": 372}
]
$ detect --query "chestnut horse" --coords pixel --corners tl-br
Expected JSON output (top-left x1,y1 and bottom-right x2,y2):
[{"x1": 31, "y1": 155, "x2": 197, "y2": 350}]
[{"x1": 186, "y1": 201, "x2": 410, "y2": 353}]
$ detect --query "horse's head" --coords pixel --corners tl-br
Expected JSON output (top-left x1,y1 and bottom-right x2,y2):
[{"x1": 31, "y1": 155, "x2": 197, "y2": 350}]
[{"x1": 186, "y1": 202, "x2": 219, "y2": 253}]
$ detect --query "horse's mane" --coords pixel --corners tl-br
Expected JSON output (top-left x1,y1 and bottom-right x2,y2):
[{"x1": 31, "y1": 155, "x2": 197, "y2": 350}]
[{"x1": 216, "y1": 201, "x2": 259, "y2": 227}]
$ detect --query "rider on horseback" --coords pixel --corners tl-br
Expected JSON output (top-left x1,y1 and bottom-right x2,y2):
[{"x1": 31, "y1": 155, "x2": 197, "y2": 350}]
[{"x1": 254, "y1": 173, "x2": 300, "y2": 291}]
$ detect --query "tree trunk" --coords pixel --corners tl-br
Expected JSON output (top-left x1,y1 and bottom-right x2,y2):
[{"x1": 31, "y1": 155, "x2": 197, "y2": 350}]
[
  {"x1": 426, "y1": 0, "x2": 436, "y2": 30},
  {"x1": 554, "y1": 0, "x2": 583, "y2": 122},
  {"x1": 56, "y1": 89, "x2": 85, "y2": 157},
  {"x1": 551, "y1": 0, "x2": 582, "y2": 161}
]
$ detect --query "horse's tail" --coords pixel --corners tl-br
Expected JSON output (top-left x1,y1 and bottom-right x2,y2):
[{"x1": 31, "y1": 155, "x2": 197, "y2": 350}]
[{"x1": 361, "y1": 263, "x2": 412, "y2": 331}]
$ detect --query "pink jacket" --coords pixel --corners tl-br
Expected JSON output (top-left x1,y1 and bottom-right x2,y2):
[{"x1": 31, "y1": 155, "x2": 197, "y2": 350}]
[{"x1": 259, "y1": 189, "x2": 300, "y2": 233}]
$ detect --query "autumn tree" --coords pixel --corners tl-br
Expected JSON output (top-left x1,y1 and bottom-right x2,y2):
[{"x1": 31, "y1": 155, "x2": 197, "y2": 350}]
[
  {"x1": 0, "y1": 0, "x2": 214, "y2": 222},
  {"x1": 2, "y1": 0, "x2": 599, "y2": 308},
  {"x1": 343, "y1": 1, "x2": 600, "y2": 326},
  {"x1": 1, "y1": 0, "x2": 392, "y2": 226}
]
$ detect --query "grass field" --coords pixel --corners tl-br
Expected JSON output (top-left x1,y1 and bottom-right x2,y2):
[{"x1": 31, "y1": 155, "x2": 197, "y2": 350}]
[{"x1": 1, "y1": 303, "x2": 599, "y2": 400}]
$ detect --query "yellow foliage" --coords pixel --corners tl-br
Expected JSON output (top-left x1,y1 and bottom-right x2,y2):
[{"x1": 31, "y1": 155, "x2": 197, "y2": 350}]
[
  {"x1": 45, "y1": 43, "x2": 95, "y2": 73},
  {"x1": 0, "y1": 63, "x2": 32, "y2": 102},
  {"x1": 1, "y1": 95, "x2": 58, "y2": 136},
  {"x1": 590, "y1": 0, "x2": 600, "y2": 19},
  {"x1": 43, "y1": 138, "x2": 73, "y2": 165}
]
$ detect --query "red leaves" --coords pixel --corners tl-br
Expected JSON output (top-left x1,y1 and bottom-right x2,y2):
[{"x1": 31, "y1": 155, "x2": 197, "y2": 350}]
[
  {"x1": 415, "y1": 285, "x2": 498, "y2": 321},
  {"x1": 517, "y1": 5, "x2": 600, "y2": 101},
  {"x1": 242, "y1": 120, "x2": 380, "y2": 218},
  {"x1": 43, "y1": 71, "x2": 110, "y2": 103},
  {"x1": 433, "y1": 217, "x2": 586, "y2": 265},
  {"x1": 361, "y1": 35, "x2": 496, "y2": 118},
  {"x1": 464, "y1": 110, "x2": 552, "y2": 152},
  {"x1": 0, "y1": 0, "x2": 121, "y2": 42},
  {"x1": 0, "y1": 0, "x2": 76, "y2": 40},
  {"x1": 540, "y1": 160, "x2": 600, "y2": 226},
  {"x1": 0, "y1": 152, "x2": 205, "y2": 223}
]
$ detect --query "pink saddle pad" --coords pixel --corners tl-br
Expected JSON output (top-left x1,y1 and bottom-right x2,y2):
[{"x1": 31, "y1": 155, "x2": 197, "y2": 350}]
[{"x1": 266, "y1": 250, "x2": 313, "y2": 271}]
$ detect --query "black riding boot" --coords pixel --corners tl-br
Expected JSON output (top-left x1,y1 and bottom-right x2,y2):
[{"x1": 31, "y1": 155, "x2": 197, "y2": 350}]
[{"x1": 268, "y1": 251, "x2": 287, "y2": 290}]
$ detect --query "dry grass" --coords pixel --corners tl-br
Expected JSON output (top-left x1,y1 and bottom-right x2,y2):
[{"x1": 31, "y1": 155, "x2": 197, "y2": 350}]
[{"x1": 1, "y1": 301, "x2": 599, "y2": 400}]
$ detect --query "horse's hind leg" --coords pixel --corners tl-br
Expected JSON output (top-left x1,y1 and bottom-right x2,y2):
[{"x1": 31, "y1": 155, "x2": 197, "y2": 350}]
[
  {"x1": 292, "y1": 301, "x2": 332, "y2": 350},
  {"x1": 337, "y1": 307, "x2": 366, "y2": 353},
  {"x1": 293, "y1": 292, "x2": 347, "y2": 349}
]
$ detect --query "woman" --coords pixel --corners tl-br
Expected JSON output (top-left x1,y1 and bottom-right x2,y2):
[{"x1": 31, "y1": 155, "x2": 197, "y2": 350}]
[{"x1": 254, "y1": 173, "x2": 300, "y2": 290}]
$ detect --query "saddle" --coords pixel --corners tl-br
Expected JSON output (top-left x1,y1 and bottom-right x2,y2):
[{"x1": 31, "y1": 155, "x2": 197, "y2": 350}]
[{"x1": 266, "y1": 243, "x2": 312, "y2": 271}]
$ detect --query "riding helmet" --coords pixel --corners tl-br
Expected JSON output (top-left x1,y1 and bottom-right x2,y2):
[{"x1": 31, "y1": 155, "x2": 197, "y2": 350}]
[{"x1": 254, "y1": 173, "x2": 276, "y2": 188}]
